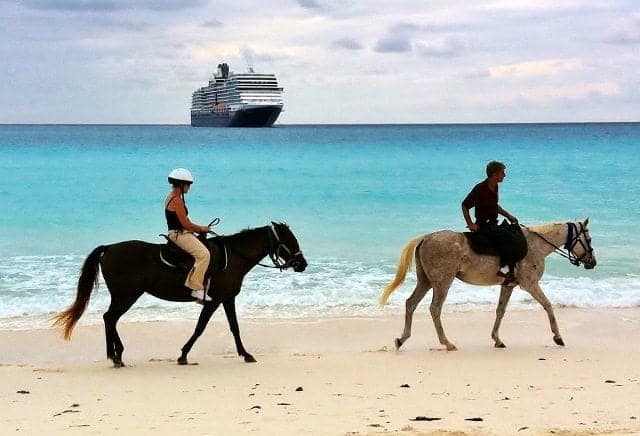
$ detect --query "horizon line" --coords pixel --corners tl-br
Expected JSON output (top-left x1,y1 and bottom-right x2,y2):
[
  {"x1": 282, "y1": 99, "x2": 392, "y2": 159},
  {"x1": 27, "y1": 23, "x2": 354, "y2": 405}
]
[{"x1": 1, "y1": 121, "x2": 639, "y2": 127}]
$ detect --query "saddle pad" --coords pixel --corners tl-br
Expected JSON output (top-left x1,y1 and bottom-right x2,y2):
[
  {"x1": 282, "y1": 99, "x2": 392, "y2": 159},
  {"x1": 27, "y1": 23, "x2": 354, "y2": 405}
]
[
  {"x1": 159, "y1": 236, "x2": 227, "y2": 276},
  {"x1": 464, "y1": 231, "x2": 500, "y2": 256},
  {"x1": 463, "y1": 221, "x2": 528, "y2": 262}
]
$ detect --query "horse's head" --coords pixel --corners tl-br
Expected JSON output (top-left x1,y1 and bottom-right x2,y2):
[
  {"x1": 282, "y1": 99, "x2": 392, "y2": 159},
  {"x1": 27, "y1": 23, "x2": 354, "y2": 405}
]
[
  {"x1": 568, "y1": 218, "x2": 596, "y2": 269},
  {"x1": 270, "y1": 221, "x2": 307, "y2": 272}
]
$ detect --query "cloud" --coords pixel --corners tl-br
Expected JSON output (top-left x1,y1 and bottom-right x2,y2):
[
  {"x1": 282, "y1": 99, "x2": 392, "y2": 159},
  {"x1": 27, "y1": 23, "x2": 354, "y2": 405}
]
[
  {"x1": 488, "y1": 58, "x2": 583, "y2": 78},
  {"x1": 19, "y1": 0, "x2": 207, "y2": 12},
  {"x1": 481, "y1": 82, "x2": 621, "y2": 104},
  {"x1": 463, "y1": 69, "x2": 491, "y2": 79},
  {"x1": 390, "y1": 21, "x2": 472, "y2": 34},
  {"x1": 475, "y1": 0, "x2": 604, "y2": 15},
  {"x1": 89, "y1": 16, "x2": 149, "y2": 31},
  {"x1": 415, "y1": 37, "x2": 465, "y2": 58},
  {"x1": 603, "y1": 17, "x2": 640, "y2": 44},
  {"x1": 201, "y1": 19, "x2": 223, "y2": 28},
  {"x1": 390, "y1": 22, "x2": 424, "y2": 33},
  {"x1": 331, "y1": 37, "x2": 363, "y2": 50},
  {"x1": 525, "y1": 82, "x2": 620, "y2": 102},
  {"x1": 240, "y1": 47, "x2": 290, "y2": 65},
  {"x1": 21, "y1": 0, "x2": 123, "y2": 11},
  {"x1": 296, "y1": 0, "x2": 322, "y2": 10},
  {"x1": 372, "y1": 19, "x2": 471, "y2": 55},
  {"x1": 1, "y1": 0, "x2": 638, "y2": 123},
  {"x1": 374, "y1": 35, "x2": 411, "y2": 53}
]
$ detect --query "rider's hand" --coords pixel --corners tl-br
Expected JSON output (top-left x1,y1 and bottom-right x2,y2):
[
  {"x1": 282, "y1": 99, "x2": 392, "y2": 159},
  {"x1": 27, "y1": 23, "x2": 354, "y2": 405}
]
[
  {"x1": 467, "y1": 223, "x2": 479, "y2": 232},
  {"x1": 509, "y1": 215, "x2": 519, "y2": 224},
  {"x1": 199, "y1": 225, "x2": 210, "y2": 233}
]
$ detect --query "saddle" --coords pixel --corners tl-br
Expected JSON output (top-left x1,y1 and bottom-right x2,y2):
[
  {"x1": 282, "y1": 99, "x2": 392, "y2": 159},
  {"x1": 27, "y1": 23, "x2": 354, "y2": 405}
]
[
  {"x1": 464, "y1": 220, "x2": 528, "y2": 262},
  {"x1": 158, "y1": 233, "x2": 228, "y2": 279}
]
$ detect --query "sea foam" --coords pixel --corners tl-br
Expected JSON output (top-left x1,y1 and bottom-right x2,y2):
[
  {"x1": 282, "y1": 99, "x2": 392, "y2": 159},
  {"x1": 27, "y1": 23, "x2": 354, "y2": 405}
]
[{"x1": 1, "y1": 255, "x2": 637, "y2": 329}]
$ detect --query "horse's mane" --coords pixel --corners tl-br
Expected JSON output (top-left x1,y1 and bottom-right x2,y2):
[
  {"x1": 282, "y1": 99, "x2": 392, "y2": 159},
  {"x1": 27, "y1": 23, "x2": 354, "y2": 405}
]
[
  {"x1": 236, "y1": 227, "x2": 264, "y2": 235},
  {"x1": 527, "y1": 222, "x2": 565, "y2": 234},
  {"x1": 218, "y1": 225, "x2": 268, "y2": 242},
  {"x1": 217, "y1": 222, "x2": 287, "y2": 241}
]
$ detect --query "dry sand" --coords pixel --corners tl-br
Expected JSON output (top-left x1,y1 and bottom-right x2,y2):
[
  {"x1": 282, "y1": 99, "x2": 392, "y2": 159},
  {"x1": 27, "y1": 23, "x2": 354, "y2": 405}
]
[{"x1": 2, "y1": 308, "x2": 639, "y2": 435}]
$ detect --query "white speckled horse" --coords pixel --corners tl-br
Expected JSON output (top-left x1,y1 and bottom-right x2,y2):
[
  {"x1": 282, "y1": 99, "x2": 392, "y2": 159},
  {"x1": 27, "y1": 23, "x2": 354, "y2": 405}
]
[{"x1": 380, "y1": 219, "x2": 596, "y2": 350}]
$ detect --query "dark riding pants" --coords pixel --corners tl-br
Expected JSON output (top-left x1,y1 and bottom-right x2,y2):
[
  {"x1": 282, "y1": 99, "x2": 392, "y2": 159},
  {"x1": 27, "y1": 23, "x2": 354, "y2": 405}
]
[{"x1": 479, "y1": 221, "x2": 527, "y2": 268}]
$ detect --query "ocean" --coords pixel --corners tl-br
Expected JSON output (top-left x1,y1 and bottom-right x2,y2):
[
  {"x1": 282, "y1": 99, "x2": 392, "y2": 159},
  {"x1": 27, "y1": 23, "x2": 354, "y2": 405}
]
[{"x1": 0, "y1": 123, "x2": 638, "y2": 329}]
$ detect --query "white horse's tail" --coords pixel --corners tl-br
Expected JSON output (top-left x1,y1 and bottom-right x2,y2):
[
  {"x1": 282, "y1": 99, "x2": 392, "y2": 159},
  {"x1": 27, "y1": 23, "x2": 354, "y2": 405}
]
[{"x1": 379, "y1": 236, "x2": 423, "y2": 307}]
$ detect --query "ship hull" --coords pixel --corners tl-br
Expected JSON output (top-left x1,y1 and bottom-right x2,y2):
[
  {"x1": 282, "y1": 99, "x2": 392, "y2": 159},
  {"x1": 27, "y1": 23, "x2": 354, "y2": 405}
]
[{"x1": 191, "y1": 106, "x2": 282, "y2": 127}]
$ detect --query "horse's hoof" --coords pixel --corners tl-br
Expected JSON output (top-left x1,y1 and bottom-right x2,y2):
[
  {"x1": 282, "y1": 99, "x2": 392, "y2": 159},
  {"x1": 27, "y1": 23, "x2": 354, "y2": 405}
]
[
  {"x1": 554, "y1": 336, "x2": 565, "y2": 346},
  {"x1": 112, "y1": 360, "x2": 125, "y2": 368},
  {"x1": 495, "y1": 342, "x2": 506, "y2": 348},
  {"x1": 244, "y1": 354, "x2": 257, "y2": 363},
  {"x1": 395, "y1": 338, "x2": 403, "y2": 350},
  {"x1": 446, "y1": 344, "x2": 458, "y2": 351},
  {"x1": 177, "y1": 356, "x2": 188, "y2": 365}
]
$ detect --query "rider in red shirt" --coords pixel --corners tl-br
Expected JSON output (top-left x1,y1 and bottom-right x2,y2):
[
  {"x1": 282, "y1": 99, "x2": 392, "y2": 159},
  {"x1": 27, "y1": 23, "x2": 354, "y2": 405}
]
[{"x1": 462, "y1": 161, "x2": 519, "y2": 285}]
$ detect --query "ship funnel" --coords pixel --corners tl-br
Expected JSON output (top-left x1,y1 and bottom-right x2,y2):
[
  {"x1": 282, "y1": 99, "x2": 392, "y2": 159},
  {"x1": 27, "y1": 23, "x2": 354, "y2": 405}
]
[{"x1": 217, "y1": 63, "x2": 230, "y2": 78}]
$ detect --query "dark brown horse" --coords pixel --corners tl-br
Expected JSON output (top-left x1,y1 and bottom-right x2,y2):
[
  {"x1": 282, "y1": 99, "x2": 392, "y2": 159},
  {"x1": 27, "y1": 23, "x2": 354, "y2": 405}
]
[{"x1": 53, "y1": 222, "x2": 307, "y2": 367}]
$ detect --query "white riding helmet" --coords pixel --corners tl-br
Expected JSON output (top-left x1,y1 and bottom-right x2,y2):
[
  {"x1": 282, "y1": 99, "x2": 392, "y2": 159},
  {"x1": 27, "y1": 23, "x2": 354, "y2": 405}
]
[{"x1": 168, "y1": 168, "x2": 194, "y2": 185}]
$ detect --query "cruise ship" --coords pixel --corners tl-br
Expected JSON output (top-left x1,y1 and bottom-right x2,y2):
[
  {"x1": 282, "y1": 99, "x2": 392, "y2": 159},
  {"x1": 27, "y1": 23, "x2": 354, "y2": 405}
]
[{"x1": 190, "y1": 63, "x2": 284, "y2": 127}]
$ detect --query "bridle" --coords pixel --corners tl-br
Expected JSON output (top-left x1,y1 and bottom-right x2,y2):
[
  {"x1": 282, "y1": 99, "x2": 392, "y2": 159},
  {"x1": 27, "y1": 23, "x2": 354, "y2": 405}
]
[
  {"x1": 526, "y1": 222, "x2": 594, "y2": 267},
  {"x1": 258, "y1": 224, "x2": 304, "y2": 271}
]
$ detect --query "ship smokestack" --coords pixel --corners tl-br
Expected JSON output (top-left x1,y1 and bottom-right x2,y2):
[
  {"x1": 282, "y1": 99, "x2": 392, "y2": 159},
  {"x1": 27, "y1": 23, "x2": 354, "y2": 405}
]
[{"x1": 217, "y1": 63, "x2": 229, "y2": 78}]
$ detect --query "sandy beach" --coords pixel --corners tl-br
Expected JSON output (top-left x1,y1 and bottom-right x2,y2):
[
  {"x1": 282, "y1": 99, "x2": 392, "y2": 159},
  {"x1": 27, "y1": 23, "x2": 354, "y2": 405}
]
[{"x1": 2, "y1": 308, "x2": 639, "y2": 435}]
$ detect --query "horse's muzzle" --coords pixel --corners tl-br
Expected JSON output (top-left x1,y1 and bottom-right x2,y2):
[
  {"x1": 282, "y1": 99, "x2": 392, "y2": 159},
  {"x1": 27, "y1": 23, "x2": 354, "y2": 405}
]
[
  {"x1": 291, "y1": 253, "x2": 307, "y2": 272},
  {"x1": 583, "y1": 254, "x2": 597, "y2": 269},
  {"x1": 584, "y1": 260, "x2": 596, "y2": 269}
]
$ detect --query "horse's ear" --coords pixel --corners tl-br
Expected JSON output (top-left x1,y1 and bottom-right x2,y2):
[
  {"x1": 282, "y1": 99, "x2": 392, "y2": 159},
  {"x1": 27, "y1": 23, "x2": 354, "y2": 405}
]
[{"x1": 584, "y1": 217, "x2": 589, "y2": 227}]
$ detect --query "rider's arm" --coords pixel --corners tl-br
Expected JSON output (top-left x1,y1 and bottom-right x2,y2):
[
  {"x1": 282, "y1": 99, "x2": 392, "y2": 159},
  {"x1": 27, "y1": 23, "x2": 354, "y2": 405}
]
[
  {"x1": 461, "y1": 204, "x2": 478, "y2": 231},
  {"x1": 498, "y1": 205, "x2": 518, "y2": 224},
  {"x1": 462, "y1": 188, "x2": 479, "y2": 232},
  {"x1": 169, "y1": 197, "x2": 209, "y2": 233}
]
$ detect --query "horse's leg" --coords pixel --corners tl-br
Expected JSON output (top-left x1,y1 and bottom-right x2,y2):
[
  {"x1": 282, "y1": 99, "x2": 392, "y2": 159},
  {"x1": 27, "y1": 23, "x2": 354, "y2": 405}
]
[
  {"x1": 178, "y1": 299, "x2": 221, "y2": 365},
  {"x1": 396, "y1": 261, "x2": 431, "y2": 350},
  {"x1": 223, "y1": 298, "x2": 256, "y2": 363},
  {"x1": 103, "y1": 291, "x2": 142, "y2": 367},
  {"x1": 521, "y1": 283, "x2": 564, "y2": 346},
  {"x1": 430, "y1": 277, "x2": 457, "y2": 351},
  {"x1": 491, "y1": 285, "x2": 514, "y2": 348},
  {"x1": 104, "y1": 312, "x2": 115, "y2": 361}
]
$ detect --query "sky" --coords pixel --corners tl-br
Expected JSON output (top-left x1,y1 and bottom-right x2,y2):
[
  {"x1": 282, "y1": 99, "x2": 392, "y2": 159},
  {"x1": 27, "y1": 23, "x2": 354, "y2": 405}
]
[{"x1": 1, "y1": 0, "x2": 639, "y2": 124}]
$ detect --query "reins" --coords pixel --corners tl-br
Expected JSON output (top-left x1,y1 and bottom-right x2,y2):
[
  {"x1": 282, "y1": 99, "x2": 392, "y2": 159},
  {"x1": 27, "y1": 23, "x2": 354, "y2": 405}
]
[{"x1": 521, "y1": 222, "x2": 593, "y2": 267}]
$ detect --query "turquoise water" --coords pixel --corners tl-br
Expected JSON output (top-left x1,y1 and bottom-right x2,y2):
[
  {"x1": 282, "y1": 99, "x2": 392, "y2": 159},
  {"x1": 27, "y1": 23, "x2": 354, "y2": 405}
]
[{"x1": 1, "y1": 124, "x2": 639, "y2": 327}]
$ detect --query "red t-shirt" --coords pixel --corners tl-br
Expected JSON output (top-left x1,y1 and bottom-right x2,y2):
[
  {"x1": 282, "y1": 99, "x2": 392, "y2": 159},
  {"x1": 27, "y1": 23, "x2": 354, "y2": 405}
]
[{"x1": 462, "y1": 179, "x2": 499, "y2": 224}]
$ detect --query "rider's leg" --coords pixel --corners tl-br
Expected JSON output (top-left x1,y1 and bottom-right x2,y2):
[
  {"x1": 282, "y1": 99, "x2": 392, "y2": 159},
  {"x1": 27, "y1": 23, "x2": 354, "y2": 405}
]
[
  {"x1": 168, "y1": 231, "x2": 211, "y2": 301},
  {"x1": 489, "y1": 225, "x2": 517, "y2": 284}
]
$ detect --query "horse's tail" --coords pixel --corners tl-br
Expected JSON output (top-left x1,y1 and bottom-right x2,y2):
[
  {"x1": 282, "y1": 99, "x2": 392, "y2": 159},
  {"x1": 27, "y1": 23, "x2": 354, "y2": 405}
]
[
  {"x1": 52, "y1": 245, "x2": 108, "y2": 340},
  {"x1": 379, "y1": 236, "x2": 423, "y2": 307}
]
